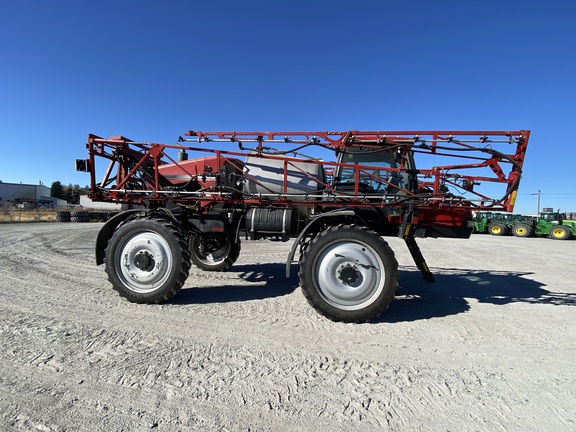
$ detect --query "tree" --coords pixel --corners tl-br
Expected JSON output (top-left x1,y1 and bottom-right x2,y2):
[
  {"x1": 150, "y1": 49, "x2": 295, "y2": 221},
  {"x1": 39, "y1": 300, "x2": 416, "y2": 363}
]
[
  {"x1": 51, "y1": 181, "x2": 64, "y2": 199},
  {"x1": 50, "y1": 181, "x2": 88, "y2": 203}
]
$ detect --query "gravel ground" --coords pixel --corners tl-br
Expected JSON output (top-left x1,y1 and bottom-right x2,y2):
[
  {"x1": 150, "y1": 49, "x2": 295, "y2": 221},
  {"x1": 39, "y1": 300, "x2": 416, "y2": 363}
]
[{"x1": 1, "y1": 222, "x2": 575, "y2": 431}]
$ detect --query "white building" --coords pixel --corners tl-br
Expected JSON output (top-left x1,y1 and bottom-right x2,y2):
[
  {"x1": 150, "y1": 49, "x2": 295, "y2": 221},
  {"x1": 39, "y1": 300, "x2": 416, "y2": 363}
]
[
  {"x1": 0, "y1": 182, "x2": 66, "y2": 208},
  {"x1": 79, "y1": 195, "x2": 132, "y2": 210}
]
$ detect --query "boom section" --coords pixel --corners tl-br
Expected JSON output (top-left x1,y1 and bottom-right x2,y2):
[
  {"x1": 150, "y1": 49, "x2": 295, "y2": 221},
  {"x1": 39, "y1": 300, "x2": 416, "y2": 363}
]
[{"x1": 80, "y1": 130, "x2": 529, "y2": 213}]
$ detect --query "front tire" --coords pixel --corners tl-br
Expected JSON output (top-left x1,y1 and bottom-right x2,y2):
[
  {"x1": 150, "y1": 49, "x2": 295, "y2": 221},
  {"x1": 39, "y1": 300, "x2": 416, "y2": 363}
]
[
  {"x1": 189, "y1": 232, "x2": 241, "y2": 271},
  {"x1": 104, "y1": 216, "x2": 191, "y2": 303},
  {"x1": 489, "y1": 222, "x2": 508, "y2": 236},
  {"x1": 299, "y1": 225, "x2": 399, "y2": 323}
]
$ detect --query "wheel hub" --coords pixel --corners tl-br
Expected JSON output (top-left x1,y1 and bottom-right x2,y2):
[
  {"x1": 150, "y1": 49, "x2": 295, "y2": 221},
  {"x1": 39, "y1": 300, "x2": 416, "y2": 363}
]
[
  {"x1": 133, "y1": 251, "x2": 155, "y2": 271},
  {"x1": 338, "y1": 264, "x2": 360, "y2": 286}
]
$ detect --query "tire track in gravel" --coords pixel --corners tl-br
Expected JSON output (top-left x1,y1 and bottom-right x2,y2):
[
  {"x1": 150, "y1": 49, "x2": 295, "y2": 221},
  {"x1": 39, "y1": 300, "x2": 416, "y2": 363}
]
[
  {"x1": 1, "y1": 306, "x2": 522, "y2": 431},
  {"x1": 1, "y1": 224, "x2": 99, "y2": 277},
  {"x1": 2, "y1": 223, "x2": 576, "y2": 431}
]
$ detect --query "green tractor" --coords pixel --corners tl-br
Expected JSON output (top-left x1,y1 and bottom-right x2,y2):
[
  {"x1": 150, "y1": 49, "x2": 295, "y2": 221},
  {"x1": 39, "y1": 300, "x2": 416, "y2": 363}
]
[
  {"x1": 511, "y1": 210, "x2": 576, "y2": 240},
  {"x1": 504, "y1": 214, "x2": 537, "y2": 237},
  {"x1": 487, "y1": 213, "x2": 516, "y2": 236},
  {"x1": 472, "y1": 211, "x2": 515, "y2": 236},
  {"x1": 472, "y1": 211, "x2": 493, "y2": 234}
]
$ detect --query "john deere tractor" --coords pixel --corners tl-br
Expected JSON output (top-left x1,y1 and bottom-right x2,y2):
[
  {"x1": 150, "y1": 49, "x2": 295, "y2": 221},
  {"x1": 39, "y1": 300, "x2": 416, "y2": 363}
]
[
  {"x1": 472, "y1": 212, "x2": 517, "y2": 236},
  {"x1": 512, "y1": 210, "x2": 576, "y2": 240}
]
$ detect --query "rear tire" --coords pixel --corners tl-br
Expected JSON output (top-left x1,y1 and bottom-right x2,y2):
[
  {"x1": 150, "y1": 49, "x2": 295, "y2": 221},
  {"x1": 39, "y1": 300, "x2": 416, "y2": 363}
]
[
  {"x1": 489, "y1": 222, "x2": 508, "y2": 236},
  {"x1": 104, "y1": 216, "x2": 191, "y2": 303},
  {"x1": 299, "y1": 225, "x2": 399, "y2": 323},
  {"x1": 549, "y1": 225, "x2": 572, "y2": 240},
  {"x1": 189, "y1": 232, "x2": 241, "y2": 271},
  {"x1": 512, "y1": 223, "x2": 534, "y2": 237}
]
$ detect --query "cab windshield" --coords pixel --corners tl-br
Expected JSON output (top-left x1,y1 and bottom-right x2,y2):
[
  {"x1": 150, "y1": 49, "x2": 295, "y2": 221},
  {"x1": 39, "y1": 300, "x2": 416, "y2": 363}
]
[{"x1": 335, "y1": 146, "x2": 412, "y2": 194}]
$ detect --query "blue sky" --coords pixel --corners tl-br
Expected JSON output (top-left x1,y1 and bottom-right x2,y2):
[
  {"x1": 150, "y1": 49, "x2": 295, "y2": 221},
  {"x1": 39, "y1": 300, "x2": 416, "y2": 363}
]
[{"x1": 1, "y1": 0, "x2": 575, "y2": 214}]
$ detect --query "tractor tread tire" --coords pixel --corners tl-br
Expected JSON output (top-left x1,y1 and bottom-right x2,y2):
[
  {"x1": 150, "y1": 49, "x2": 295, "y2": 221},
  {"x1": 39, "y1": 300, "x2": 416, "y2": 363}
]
[
  {"x1": 489, "y1": 222, "x2": 508, "y2": 236},
  {"x1": 104, "y1": 215, "x2": 191, "y2": 304},
  {"x1": 549, "y1": 225, "x2": 572, "y2": 240},
  {"x1": 512, "y1": 223, "x2": 534, "y2": 238},
  {"x1": 299, "y1": 224, "x2": 399, "y2": 323}
]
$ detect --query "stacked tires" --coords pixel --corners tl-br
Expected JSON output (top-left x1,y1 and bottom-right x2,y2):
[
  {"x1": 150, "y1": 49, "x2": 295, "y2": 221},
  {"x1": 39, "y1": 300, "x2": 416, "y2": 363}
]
[
  {"x1": 56, "y1": 210, "x2": 114, "y2": 222},
  {"x1": 70, "y1": 211, "x2": 90, "y2": 222},
  {"x1": 56, "y1": 210, "x2": 71, "y2": 222}
]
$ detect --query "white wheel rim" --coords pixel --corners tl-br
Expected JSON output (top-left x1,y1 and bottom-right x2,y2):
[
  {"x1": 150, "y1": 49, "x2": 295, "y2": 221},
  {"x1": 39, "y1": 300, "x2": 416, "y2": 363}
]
[
  {"x1": 313, "y1": 240, "x2": 385, "y2": 310},
  {"x1": 115, "y1": 231, "x2": 173, "y2": 293}
]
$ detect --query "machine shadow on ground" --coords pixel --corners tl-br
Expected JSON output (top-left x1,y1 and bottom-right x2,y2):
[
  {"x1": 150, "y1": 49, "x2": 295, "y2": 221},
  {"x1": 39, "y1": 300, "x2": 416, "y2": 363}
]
[
  {"x1": 171, "y1": 263, "x2": 576, "y2": 323},
  {"x1": 170, "y1": 263, "x2": 299, "y2": 305},
  {"x1": 376, "y1": 266, "x2": 576, "y2": 323}
]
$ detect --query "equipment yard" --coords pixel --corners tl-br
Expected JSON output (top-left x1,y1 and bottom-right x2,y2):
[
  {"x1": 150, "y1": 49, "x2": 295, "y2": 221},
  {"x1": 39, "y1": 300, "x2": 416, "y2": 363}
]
[{"x1": 1, "y1": 222, "x2": 575, "y2": 431}]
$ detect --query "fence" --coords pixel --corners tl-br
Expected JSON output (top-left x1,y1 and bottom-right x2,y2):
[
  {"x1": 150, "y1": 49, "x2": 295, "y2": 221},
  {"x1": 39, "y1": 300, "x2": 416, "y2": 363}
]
[{"x1": 0, "y1": 209, "x2": 117, "y2": 223}]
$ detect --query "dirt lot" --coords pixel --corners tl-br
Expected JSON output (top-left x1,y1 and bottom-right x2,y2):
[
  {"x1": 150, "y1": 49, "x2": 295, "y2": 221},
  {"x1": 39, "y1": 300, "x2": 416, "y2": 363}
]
[{"x1": 1, "y1": 222, "x2": 575, "y2": 431}]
